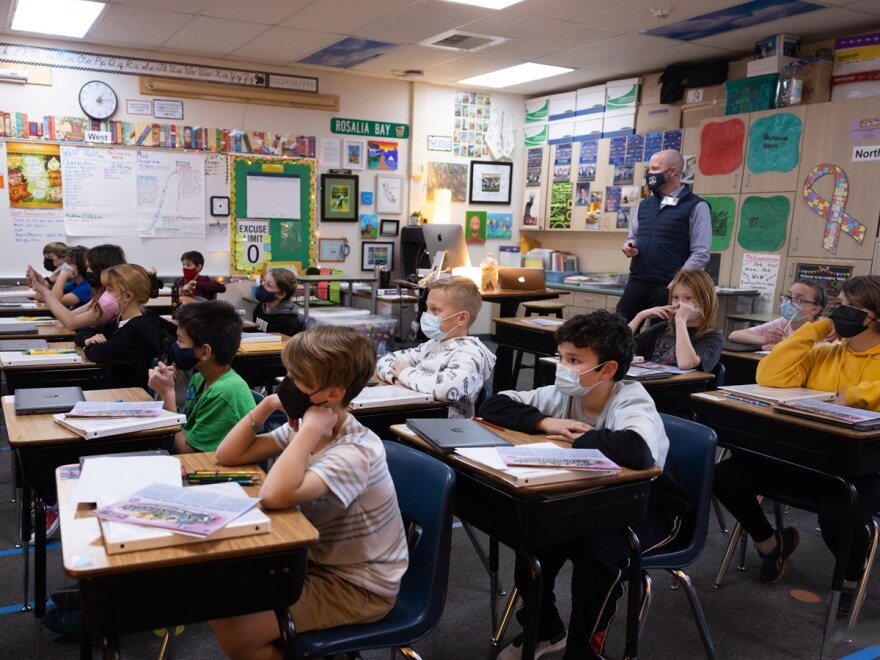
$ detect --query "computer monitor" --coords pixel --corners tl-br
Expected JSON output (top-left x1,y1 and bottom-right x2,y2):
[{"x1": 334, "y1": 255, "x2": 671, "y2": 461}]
[{"x1": 422, "y1": 224, "x2": 471, "y2": 272}]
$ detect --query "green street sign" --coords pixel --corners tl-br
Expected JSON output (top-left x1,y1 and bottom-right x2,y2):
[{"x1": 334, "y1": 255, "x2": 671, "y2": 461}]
[{"x1": 330, "y1": 117, "x2": 410, "y2": 139}]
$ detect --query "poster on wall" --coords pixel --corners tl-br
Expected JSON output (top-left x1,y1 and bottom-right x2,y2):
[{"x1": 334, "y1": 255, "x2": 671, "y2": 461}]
[
  {"x1": 549, "y1": 181, "x2": 572, "y2": 230},
  {"x1": 453, "y1": 91, "x2": 492, "y2": 158},
  {"x1": 61, "y1": 146, "x2": 138, "y2": 236},
  {"x1": 136, "y1": 151, "x2": 206, "y2": 238},
  {"x1": 523, "y1": 189, "x2": 540, "y2": 227},
  {"x1": 699, "y1": 119, "x2": 745, "y2": 175},
  {"x1": 7, "y1": 142, "x2": 63, "y2": 208},
  {"x1": 703, "y1": 195, "x2": 735, "y2": 252},
  {"x1": 487, "y1": 213, "x2": 512, "y2": 239},
  {"x1": 739, "y1": 252, "x2": 781, "y2": 313},
  {"x1": 736, "y1": 195, "x2": 789, "y2": 252},
  {"x1": 235, "y1": 218, "x2": 269, "y2": 271},
  {"x1": 367, "y1": 141, "x2": 398, "y2": 170}
]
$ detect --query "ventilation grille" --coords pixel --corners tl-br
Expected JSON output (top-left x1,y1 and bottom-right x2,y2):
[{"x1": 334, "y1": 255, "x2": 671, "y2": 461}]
[{"x1": 421, "y1": 30, "x2": 508, "y2": 52}]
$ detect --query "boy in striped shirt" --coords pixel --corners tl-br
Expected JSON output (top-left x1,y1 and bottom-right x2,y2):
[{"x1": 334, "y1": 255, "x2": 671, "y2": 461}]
[{"x1": 211, "y1": 326, "x2": 409, "y2": 658}]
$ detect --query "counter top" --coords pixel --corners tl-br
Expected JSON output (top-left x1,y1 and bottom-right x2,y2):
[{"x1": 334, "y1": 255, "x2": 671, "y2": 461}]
[{"x1": 548, "y1": 283, "x2": 761, "y2": 298}]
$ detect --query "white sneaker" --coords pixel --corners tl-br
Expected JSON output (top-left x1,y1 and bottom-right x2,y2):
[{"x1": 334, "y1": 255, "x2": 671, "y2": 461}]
[{"x1": 497, "y1": 629, "x2": 567, "y2": 660}]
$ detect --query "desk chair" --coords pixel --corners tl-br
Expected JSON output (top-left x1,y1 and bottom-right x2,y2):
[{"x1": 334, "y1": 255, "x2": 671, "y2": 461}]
[{"x1": 293, "y1": 441, "x2": 455, "y2": 659}]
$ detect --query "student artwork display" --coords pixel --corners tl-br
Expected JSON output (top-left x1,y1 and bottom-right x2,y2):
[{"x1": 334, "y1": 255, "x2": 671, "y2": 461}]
[
  {"x1": 321, "y1": 174, "x2": 359, "y2": 222},
  {"x1": 7, "y1": 142, "x2": 62, "y2": 208},
  {"x1": 361, "y1": 241, "x2": 394, "y2": 270},
  {"x1": 486, "y1": 213, "x2": 512, "y2": 239},
  {"x1": 343, "y1": 139, "x2": 365, "y2": 169},
  {"x1": 453, "y1": 91, "x2": 492, "y2": 158},
  {"x1": 375, "y1": 174, "x2": 403, "y2": 214},
  {"x1": 360, "y1": 213, "x2": 379, "y2": 239},
  {"x1": 747, "y1": 113, "x2": 802, "y2": 174},
  {"x1": 737, "y1": 195, "x2": 790, "y2": 252},
  {"x1": 802, "y1": 163, "x2": 865, "y2": 254},
  {"x1": 699, "y1": 119, "x2": 745, "y2": 175},
  {"x1": 427, "y1": 162, "x2": 468, "y2": 202},
  {"x1": 549, "y1": 181, "x2": 572, "y2": 230},
  {"x1": 469, "y1": 161, "x2": 512, "y2": 205},
  {"x1": 703, "y1": 195, "x2": 735, "y2": 251},
  {"x1": 367, "y1": 140, "x2": 398, "y2": 170},
  {"x1": 466, "y1": 211, "x2": 487, "y2": 244}
]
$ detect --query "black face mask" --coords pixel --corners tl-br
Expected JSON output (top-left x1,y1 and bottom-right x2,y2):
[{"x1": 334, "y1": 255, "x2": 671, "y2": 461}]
[
  {"x1": 645, "y1": 169, "x2": 668, "y2": 192},
  {"x1": 43, "y1": 258, "x2": 55, "y2": 272},
  {"x1": 277, "y1": 377, "x2": 327, "y2": 421},
  {"x1": 830, "y1": 305, "x2": 873, "y2": 338},
  {"x1": 83, "y1": 272, "x2": 100, "y2": 288}
]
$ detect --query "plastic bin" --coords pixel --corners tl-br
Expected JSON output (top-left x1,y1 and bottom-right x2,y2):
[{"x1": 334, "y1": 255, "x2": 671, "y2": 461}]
[
  {"x1": 724, "y1": 74, "x2": 779, "y2": 115},
  {"x1": 299, "y1": 307, "x2": 370, "y2": 330},
  {"x1": 546, "y1": 271, "x2": 582, "y2": 283},
  {"x1": 311, "y1": 314, "x2": 398, "y2": 356}
]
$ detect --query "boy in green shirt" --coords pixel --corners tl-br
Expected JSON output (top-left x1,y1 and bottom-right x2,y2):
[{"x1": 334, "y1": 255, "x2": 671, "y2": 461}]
[{"x1": 149, "y1": 300, "x2": 254, "y2": 453}]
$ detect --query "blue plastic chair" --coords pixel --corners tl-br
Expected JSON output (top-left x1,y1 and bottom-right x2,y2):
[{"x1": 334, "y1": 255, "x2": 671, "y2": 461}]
[
  {"x1": 639, "y1": 414, "x2": 718, "y2": 659},
  {"x1": 293, "y1": 441, "x2": 456, "y2": 659}
]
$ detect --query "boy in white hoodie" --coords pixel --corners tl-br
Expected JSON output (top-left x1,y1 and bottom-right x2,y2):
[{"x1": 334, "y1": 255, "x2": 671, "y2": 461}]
[{"x1": 376, "y1": 277, "x2": 495, "y2": 417}]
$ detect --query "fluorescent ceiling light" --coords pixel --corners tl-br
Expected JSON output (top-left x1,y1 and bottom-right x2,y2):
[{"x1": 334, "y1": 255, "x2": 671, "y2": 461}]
[
  {"x1": 442, "y1": 0, "x2": 525, "y2": 8},
  {"x1": 12, "y1": 0, "x2": 106, "y2": 39},
  {"x1": 459, "y1": 63, "x2": 573, "y2": 88}
]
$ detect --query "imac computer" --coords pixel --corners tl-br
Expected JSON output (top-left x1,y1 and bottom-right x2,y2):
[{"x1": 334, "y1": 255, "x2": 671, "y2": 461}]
[{"x1": 423, "y1": 224, "x2": 471, "y2": 273}]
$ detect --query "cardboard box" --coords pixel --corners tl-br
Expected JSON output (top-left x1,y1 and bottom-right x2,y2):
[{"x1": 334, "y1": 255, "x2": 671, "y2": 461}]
[
  {"x1": 548, "y1": 92, "x2": 576, "y2": 121},
  {"x1": 682, "y1": 84, "x2": 726, "y2": 106},
  {"x1": 523, "y1": 122, "x2": 548, "y2": 148},
  {"x1": 640, "y1": 71, "x2": 664, "y2": 105},
  {"x1": 602, "y1": 111, "x2": 636, "y2": 137},
  {"x1": 636, "y1": 104, "x2": 681, "y2": 133},
  {"x1": 755, "y1": 33, "x2": 800, "y2": 59},
  {"x1": 833, "y1": 32, "x2": 880, "y2": 77},
  {"x1": 605, "y1": 78, "x2": 641, "y2": 112},
  {"x1": 800, "y1": 59, "x2": 832, "y2": 104},
  {"x1": 547, "y1": 120, "x2": 574, "y2": 144},
  {"x1": 525, "y1": 96, "x2": 549, "y2": 123},
  {"x1": 573, "y1": 116, "x2": 603, "y2": 140},
  {"x1": 681, "y1": 102, "x2": 725, "y2": 129},
  {"x1": 747, "y1": 54, "x2": 799, "y2": 77},
  {"x1": 727, "y1": 57, "x2": 751, "y2": 81},
  {"x1": 575, "y1": 84, "x2": 605, "y2": 116}
]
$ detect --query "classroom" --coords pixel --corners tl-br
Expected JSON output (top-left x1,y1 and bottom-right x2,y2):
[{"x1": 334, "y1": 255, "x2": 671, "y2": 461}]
[{"x1": 2, "y1": 1, "x2": 880, "y2": 659}]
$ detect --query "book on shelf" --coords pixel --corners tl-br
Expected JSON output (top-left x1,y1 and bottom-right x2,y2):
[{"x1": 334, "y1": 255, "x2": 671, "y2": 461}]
[
  {"x1": 91, "y1": 481, "x2": 261, "y2": 538},
  {"x1": 497, "y1": 445, "x2": 621, "y2": 472},
  {"x1": 240, "y1": 332, "x2": 282, "y2": 344},
  {"x1": 53, "y1": 408, "x2": 185, "y2": 440},
  {"x1": 775, "y1": 399, "x2": 880, "y2": 430},
  {"x1": 718, "y1": 384, "x2": 835, "y2": 405}
]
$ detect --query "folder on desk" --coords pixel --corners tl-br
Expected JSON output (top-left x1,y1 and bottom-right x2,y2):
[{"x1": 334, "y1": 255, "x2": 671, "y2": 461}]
[
  {"x1": 406, "y1": 418, "x2": 512, "y2": 454},
  {"x1": 350, "y1": 385, "x2": 433, "y2": 410},
  {"x1": 53, "y1": 409, "x2": 185, "y2": 440}
]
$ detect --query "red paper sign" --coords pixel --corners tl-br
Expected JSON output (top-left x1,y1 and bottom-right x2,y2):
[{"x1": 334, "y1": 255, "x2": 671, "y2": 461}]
[{"x1": 699, "y1": 119, "x2": 746, "y2": 175}]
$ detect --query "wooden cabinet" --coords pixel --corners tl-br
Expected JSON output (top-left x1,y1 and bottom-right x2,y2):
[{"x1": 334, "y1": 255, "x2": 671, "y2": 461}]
[
  {"x1": 565, "y1": 291, "x2": 610, "y2": 318},
  {"x1": 741, "y1": 106, "x2": 808, "y2": 193},
  {"x1": 694, "y1": 114, "x2": 748, "y2": 195}
]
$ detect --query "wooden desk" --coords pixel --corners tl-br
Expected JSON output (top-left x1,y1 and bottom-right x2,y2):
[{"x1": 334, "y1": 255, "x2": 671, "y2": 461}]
[
  {"x1": 391, "y1": 423, "x2": 659, "y2": 660},
  {"x1": 159, "y1": 314, "x2": 258, "y2": 331},
  {"x1": 57, "y1": 452, "x2": 319, "y2": 656},
  {"x1": 719, "y1": 349, "x2": 765, "y2": 386},
  {"x1": 144, "y1": 296, "x2": 173, "y2": 316},
  {"x1": 0, "y1": 302, "x2": 50, "y2": 317},
  {"x1": 492, "y1": 316, "x2": 561, "y2": 392},
  {"x1": 231, "y1": 334, "x2": 290, "y2": 391},
  {"x1": 724, "y1": 312, "x2": 778, "y2": 335},
  {"x1": 3, "y1": 387, "x2": 181, "y2": 658},
  {"x1": 0, "y1": 341, "x2": 110, "y2": 394},
  {"x1": 0, "y1": 322, "x2": 74, "y2": 340},
  {"x1": 481, "y1": 288, "x2": 560, "y2": 318},
  {"x1": 692, "y1": 391, "x2": 880, "y2": 658}
]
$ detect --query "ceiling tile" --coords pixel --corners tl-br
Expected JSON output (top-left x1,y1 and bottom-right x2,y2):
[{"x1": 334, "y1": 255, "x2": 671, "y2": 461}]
[
  {"x1": 281, "y1": 0, "x2": 414, "y2": 34},
  {"x1": 111, "y1": 0, "x2": 211, "y2": 13},
  {"x1": 352, "y1": 1, "x2": 491, "y2": 44},
  {"x1": 486, "y1": 22, "x2": 620, "y2": 60},
  {"x1": 539, "y1": 33, "x2": 676, "y2": 68},
  {"x1": 200, "y1": 0, "x2": 312, "y2": 25},
  {"x1": 161, "y1": 16, "x2": 269, "y2": 56},
  {"x1": 87, "y1": 5, "x2": 192, "y2": 47},
  {"x1": 352, "y1": 44, "x2": 462, "y2": 73},
  {"x1": 422, "y1": 52, "x2": 521, "y2": 83},
  {"x1": 457, "y1": 9, "x2": 561, "y2": 39},
  {"x1": 230, "y1": 26, "x2": 342, "y2": 64},
  {"x1": 505, "y1": 0, "x2": 620, "y2": 21},
  {"x1": 842, "y1": 1, "x2": 880, "y2": 16},
  {"x1": 576, "y1": 0, "x2": 748, "y2": 34}
]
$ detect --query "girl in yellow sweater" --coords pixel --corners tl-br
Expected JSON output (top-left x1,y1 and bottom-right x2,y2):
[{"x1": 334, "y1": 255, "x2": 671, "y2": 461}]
[{"x1": 714, "y1": 275, "x2": 880, "y2": 614}]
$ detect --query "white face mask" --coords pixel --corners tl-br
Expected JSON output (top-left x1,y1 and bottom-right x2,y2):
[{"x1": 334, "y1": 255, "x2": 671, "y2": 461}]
[
  {"x1": 555, "y1": 362, "x2": 606, "y2": 397},
  {"x1": 420, "y1": 311, "x2": 461, "y2": 341}
]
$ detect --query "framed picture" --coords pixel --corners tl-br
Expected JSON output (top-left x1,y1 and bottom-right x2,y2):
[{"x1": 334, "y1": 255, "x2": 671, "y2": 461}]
[
  {"x1": 361, "y1": 241, "x2": 394, "y2": 271},
  {"x1": 380, "y1": 219, "x2": 399, "y2": 237},
  {"x1": 343, "y1": 139, "x2": 366, "y2": 170},
  {"x1": 318, "y1": 237, "x2": 351, "y2": 262},
  {"x1": 375, "y1": 174, "x2": 403, "y2": 214},
  {"x1": 321, "y1": 174, "x2": 359, "y2": 222},
  {"x1": 469, "y1": 160, "x2": 513, "y2": 205}
]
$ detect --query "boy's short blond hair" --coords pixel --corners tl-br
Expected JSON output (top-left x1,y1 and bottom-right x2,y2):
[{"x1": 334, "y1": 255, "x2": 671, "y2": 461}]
[
  {"x1": 43, "y1": 242, "x2": 68, "y2": 257},
  {"x1": 428, "y1": 277, "x2": 482, "y2": 328},
  {"x1": 282, "y1": 326, "x2": 376, "y2": 405}
]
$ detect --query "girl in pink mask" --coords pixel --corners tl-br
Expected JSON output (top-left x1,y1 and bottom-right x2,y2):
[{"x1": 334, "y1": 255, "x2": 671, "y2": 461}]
[{"x1": 26, "y1": 243, "x2": 128, "y2": 330}]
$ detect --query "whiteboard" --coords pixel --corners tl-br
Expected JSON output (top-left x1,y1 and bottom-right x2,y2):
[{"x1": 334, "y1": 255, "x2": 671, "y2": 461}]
[{"x1": 0, "y1": 142, "x2": 231, "y2": 279}]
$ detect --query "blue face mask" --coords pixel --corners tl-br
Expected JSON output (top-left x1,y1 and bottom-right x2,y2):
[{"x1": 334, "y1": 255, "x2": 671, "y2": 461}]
[
  {"x1": 169, "y1": 342, "x2": 199, "y2": 371},
  {"x1": 255, "y1": 285, "x2": 277, "y2": 303},
  {"x1": 780, "y1": 299, "x2": 801, "y2": 322},
  {"x1": 420, "y1": 312, "x2": 460, "y2": 341}
]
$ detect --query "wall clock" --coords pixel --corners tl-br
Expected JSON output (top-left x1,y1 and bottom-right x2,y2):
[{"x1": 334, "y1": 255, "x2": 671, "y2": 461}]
[
  {"x1": 78, "y1": 80, "x2": 118, "y2": 120},
  {"x1": 211, "y1": 196, "x2": 230, "y2": 216}
]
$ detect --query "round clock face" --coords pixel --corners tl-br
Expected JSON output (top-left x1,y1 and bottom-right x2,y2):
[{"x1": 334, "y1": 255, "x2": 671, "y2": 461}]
[{"x1": 78, "y1": 80, "x2": 118, "y2": 120}]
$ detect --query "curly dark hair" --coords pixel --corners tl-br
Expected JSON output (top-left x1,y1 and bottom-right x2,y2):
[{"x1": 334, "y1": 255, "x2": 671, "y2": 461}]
[
  {"x1": 555, "y1": 310, "x2": 634, "y2": 380},
  {"x1": 177, "y1": 300, "x2": 243, "y2": 365}
]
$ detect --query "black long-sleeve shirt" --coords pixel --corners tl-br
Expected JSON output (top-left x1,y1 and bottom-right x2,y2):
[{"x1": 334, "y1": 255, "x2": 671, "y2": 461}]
[{"x1": 75, "y1": 314, "x2": 164, "y2": 389}]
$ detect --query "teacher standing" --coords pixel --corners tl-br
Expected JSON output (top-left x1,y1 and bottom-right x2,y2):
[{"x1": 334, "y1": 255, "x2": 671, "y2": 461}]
[{"x1": 616, "y1": 149, "x2": 712, "y2": 324}]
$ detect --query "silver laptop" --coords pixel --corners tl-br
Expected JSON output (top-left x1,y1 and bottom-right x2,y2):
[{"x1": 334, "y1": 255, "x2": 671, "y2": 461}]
[
  {"x1": 0, "y1": 322, "x2": 38, "y2": 336},
  {"x1": 15, "y1": 386, "x2": 86, "y2": 415},
  {"x1": 498, "y1": 267, "x2": 546, "y2": 291},
  {"x1": 0, "y1": 339, "x2": 48, "y2": 351}
]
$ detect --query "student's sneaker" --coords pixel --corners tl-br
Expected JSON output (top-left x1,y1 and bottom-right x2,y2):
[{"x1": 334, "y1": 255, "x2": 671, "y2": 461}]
[
  {"x1": 29, "y1": 504, "x2": 60, "y2": 546},
  {"x1": 757, "y1": 526, "x2": 799, "y2": 584},
  {"x1": 496, "y1": 629, "x2": 567, "y2": 660},
  {"x1": 43, "y1": 605, "x2": 82, "y2": 637},
  {"x1": 837, "y1": 588, "x2": 856, "y2": 618}
]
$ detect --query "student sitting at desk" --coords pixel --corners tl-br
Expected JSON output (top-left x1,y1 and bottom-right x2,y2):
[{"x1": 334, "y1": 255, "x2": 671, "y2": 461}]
[
  {"x1": 45, "y1": 245, "x2": 91, "y2": 309},
  {"x1": 252, "y1": 267, "x2": 302, "y2": 336},
  {"x1": 41, "y1": 240, "x2": 68, "y2": 286},
  {"x1": 27, "y1": 243, "x2": 127, "y2": 330},
  {"x1": 211, "y1": 326, "x2": 408, "y2": 657},
  {"x1": 376, "y1": 276, "x2": 495, "y2": 417},
  {"x1": 728, "y1": 279, "x2": 827, "y2": 350},
  {"x1": 628, "y1": 268, "x2": 722, "y2": 372},
  {"x1": 171, "y1": 249, "x2": 227, "y2": 308},
  {"x1": 74, "y1": 264, "x2": 164, "y2": 389},
  {"x1": 149, "y1": 300, "x2": 254, "y2": 454},
  {"x1": 715, "y1": 275, "x2": 880, "y2": 611},
  {"x1": 481, "y1": 310, "x2": 690, "y2": 660}
]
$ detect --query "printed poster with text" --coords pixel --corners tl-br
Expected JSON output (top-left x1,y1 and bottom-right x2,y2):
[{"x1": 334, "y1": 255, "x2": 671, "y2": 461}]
[{"x1": 7, "y1": 142, "x2": 63, "y2": 208}]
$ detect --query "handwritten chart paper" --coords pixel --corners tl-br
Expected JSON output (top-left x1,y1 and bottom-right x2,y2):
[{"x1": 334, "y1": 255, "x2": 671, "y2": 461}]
[
  {"x1": 739, "y1": 253, "x2": 780, "y2": 313},
  {"x1": 136, "y1": 151, "x2": 206, "y2": 238},
  {"x1": 10, "y1": 208, "x2": 65, "y2": 245},
  {"x1": 62, "y1": 147, "x2": 137, "y2": 236}
]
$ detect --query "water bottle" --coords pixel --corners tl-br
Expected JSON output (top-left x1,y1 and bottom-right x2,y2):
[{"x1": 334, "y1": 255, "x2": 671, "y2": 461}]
[
  {"x1": 480, "y1": 253, "x2": 499, "y2": 292},
  {"x1": 775, "y1": 65, "x2": 792, "y2": 108},
  {"x1": 787, "y1": 63, "x2": 803, "y2": 106}
]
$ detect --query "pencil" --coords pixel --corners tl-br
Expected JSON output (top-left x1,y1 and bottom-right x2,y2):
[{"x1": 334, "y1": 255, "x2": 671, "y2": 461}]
[{"x1": 474, "y1": 417, "x2": 506, "y2": 432}]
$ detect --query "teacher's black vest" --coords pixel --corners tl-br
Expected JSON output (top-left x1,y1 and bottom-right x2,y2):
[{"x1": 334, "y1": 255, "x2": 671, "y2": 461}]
[{"x1": 629, "y1": 190, "x2": 704, "y2": 283}]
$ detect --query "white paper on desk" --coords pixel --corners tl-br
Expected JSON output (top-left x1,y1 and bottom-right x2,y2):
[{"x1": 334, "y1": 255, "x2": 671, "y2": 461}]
[
  {"x1": 455, "y1": 442, "x2": 588, "y2": 486},
  {"x1": 524, "y1": 318, "x2": 563, "y2": 327},
  {"x1": 76, "y1": 456, "x2": 182, "y2": 504}
]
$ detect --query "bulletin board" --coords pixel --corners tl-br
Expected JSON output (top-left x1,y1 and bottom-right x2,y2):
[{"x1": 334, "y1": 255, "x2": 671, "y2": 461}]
[{"x1": 229, "y1": 156, "x2": 315, "y2": 275}]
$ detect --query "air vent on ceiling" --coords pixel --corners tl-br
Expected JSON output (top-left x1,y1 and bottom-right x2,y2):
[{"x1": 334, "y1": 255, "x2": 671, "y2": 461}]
[{"x1": 420, "y1": 30, "x2": 508, "y2": 52}]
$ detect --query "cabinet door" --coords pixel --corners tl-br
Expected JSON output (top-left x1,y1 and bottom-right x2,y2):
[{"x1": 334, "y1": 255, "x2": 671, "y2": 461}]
[
  {"x1": 789, "y1": 98, "x2": 880, "y2": 261},
  {"x1": 693, "y1": 113, "x2": 748, "y2": 194},
  {"x1": 521, "y1": 145, "x2": 548, "y2": 230},
  {"x1": 571, "y1": 291, "x2": 608, "y2": 311},
  {"x1": 742, "y1": 106, "x2": 808, "y2": 193}
]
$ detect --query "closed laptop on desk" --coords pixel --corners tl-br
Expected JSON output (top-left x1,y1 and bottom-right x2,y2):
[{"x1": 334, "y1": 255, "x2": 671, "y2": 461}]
[
  {"x1": 497, "y1": 267, "x2": 546, "y2": 291},
  {"x1": 15, "y1": 386, "x2": 85, "y2": 415},
  {"x1": 0, "y1": 338, "x2": 48, "y2": 351},
  {"x1": 406, "y1": 418, "x2": 512, "y2": 453},
  {"x1": 0, "y1": 322, "x2": 39, "y2": 336}
]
